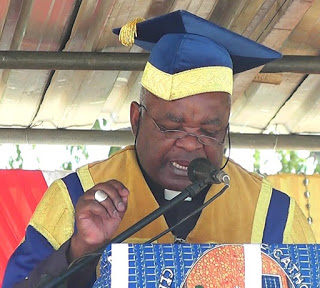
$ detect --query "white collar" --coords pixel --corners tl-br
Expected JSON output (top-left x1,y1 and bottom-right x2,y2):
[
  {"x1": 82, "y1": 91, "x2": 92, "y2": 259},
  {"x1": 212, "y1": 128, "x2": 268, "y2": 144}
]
[{"x1": 164, "y1": 189, "x2": 192, "y2": 201}]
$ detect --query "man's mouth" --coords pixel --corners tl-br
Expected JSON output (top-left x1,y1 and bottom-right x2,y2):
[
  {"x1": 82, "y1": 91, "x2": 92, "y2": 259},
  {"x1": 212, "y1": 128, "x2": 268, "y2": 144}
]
[{"x1": 171, "y1": 161, "x2": 188, "y2": 171}]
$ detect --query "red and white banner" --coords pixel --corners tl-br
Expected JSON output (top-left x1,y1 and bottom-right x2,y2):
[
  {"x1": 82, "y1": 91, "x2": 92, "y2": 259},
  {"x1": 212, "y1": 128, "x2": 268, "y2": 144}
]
[{"x1": 0, "y1": 169, "x2": 70, "y2": 285}]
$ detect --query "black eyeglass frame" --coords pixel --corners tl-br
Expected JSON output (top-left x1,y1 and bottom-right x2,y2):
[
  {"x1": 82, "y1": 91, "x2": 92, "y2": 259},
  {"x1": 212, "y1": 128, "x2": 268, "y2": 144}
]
[{"x1": 139, "y1": 104, "x2": 229, "y2": 147}]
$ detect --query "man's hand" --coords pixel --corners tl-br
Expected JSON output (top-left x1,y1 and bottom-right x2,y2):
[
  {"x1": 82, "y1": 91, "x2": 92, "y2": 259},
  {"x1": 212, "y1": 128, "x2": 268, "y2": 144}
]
[{"x1": 68, "y1": 180, "x2": 129, "y2": 261}]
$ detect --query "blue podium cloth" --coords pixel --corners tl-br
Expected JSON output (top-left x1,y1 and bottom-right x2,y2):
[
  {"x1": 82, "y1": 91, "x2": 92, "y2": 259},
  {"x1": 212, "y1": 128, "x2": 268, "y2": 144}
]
[{"x1": 93, "y1": 243, "x2": 320, "y2": 288}]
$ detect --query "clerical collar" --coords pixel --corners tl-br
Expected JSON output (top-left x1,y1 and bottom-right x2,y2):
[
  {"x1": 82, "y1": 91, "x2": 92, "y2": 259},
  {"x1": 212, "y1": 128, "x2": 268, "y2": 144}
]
[{"x1": 164, "y1": 189, "x2": 192, "y2": 201}]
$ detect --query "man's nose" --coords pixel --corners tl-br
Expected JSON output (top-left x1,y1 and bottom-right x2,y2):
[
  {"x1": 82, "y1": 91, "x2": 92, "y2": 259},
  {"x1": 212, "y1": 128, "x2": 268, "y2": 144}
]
[{"x1": 174, "y1": 133, "x2": 203, "y2": 151}]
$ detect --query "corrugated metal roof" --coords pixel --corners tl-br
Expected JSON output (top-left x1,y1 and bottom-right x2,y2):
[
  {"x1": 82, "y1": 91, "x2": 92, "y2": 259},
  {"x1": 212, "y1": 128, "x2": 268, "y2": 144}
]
[{"x1": 0, "y1": 0, "x2": 319, "y2": 148}]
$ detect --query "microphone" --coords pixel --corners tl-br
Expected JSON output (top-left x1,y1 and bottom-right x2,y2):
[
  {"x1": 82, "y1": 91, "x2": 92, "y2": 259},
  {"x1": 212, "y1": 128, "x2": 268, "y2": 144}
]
[{"x1": 188, "y1": 158, "x2": 230, "y2": 185}]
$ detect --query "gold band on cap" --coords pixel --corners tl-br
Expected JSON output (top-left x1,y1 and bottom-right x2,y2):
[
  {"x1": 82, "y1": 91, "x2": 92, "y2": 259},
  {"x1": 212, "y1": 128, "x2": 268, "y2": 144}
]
[{"x1": 141, "y1": 62, "x2": 233, "y2": 100}]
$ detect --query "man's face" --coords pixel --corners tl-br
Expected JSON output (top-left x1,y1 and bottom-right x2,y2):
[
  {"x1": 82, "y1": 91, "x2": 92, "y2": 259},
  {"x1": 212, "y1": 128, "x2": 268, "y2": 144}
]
[{"x1": 130, "y1": 90, "x2": 231, "y2": 191}]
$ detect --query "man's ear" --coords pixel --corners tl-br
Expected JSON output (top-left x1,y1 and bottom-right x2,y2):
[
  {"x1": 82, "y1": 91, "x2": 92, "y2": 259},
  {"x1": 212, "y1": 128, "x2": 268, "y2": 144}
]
[{"x1": 130, "y1": 101, "x2": 141, "y2": 137}]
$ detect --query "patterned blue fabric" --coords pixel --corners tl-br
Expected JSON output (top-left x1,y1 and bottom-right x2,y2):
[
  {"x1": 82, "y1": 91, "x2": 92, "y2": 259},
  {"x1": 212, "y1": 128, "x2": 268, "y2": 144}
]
[
  {"x1": 262, "y1": 275, "x2": 282, "y2": 287},
  {"x1": 93, "y1": 243, "x2": 320, "y2": 288}
]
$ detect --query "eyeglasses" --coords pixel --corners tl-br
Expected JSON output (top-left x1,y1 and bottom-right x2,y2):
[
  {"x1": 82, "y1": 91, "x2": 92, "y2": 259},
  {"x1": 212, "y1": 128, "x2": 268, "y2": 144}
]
[{"x1": 139, "y1": 104, "x2": 228, "y2": 146}]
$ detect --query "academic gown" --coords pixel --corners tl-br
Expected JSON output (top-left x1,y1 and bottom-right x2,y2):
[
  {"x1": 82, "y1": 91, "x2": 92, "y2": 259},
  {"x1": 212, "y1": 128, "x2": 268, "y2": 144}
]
[{"x1": 3, "y1": 146, "x2": 315, "y2": 288}]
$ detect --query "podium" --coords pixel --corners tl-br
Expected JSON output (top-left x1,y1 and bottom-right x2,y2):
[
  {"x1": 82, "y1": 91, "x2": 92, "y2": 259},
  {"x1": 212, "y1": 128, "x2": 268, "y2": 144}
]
[{"x1": 92, "y1": 243, "x2": 320, "y2": 288}]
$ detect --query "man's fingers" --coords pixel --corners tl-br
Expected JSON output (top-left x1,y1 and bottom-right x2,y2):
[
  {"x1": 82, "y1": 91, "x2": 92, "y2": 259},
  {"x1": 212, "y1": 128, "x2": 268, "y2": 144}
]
[
  {"x1": 93, "y1": 190, "x2": 121, "y2": 218},
  {"x1": 76, "y1": 198, "x2": 111, "y2": 220},
  {"x1": 104, "y1": 180, "x2": 130, "y2": 205},
  {"x1": 87, "y1": 180, "x2": 129, "y2": 218},
  {"x1": 94, "y1": 190, "x2": 109, "y2": 202},
  {"x1": 73, "y1": 180, "x2": 129, "y2": 254}
]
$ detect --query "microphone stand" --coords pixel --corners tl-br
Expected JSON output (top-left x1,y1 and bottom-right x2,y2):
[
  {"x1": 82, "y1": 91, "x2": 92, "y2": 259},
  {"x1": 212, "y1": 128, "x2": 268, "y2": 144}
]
[{"x1": 37, "y1": 178, "x2": 210, "y2": 288}]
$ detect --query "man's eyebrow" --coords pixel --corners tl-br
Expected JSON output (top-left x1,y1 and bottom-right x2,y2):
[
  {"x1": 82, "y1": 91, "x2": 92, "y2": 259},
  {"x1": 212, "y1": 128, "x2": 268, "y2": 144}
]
[
  {"x1": 167, "y1": 112, "x2": 184, "y2": 123},
  {"x1": 166, "y1": 112, "x2": 221, "y2": 126},
  {"x1": 201, "y1": 118, "x2": 221, "y2": 126}
]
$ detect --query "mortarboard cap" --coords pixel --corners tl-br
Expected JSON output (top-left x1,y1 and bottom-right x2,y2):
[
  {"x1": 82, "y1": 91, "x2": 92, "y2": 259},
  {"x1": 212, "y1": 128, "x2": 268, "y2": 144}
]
[{"x1": 113, "y1": 10, "x2": 282, "y2": 101}]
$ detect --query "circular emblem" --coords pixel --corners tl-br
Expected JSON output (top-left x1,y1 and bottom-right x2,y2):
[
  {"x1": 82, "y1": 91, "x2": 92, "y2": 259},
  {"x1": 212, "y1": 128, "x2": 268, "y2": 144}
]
[{"x1": 181, "y1": 244, "x2": 294, "y2": 288}]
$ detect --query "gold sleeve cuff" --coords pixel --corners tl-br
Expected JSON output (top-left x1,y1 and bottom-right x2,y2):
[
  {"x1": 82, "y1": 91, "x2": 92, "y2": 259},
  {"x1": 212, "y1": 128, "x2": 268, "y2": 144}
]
[{"x1": 29, "y1": 179, "x2": 75, "y2": 250}]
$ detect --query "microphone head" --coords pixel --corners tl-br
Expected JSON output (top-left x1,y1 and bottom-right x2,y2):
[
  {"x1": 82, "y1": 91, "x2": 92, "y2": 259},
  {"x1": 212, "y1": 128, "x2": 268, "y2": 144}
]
[{"x1": 188, "y1": 158, "x2": 216, "y2": 183}]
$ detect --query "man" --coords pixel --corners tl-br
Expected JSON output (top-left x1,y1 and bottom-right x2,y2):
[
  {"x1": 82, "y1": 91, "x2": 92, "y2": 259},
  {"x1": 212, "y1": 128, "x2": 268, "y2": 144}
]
[{"x1": 3, "y1": 10, "x2": 315, "y2": 288}]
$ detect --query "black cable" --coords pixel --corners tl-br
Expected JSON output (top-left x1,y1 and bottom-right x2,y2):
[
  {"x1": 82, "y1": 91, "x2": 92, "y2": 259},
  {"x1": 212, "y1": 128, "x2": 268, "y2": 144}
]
[
  {"x1": 144, "y1": 183, "x2": 229, "y2": 244},
  {"x1": 221, "y1": 125, "x2": 231, "y2": 170}
]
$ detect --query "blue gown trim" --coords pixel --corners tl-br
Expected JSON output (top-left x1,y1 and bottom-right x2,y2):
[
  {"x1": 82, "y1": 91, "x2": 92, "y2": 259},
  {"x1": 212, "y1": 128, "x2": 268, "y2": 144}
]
[{"x1": 262, "y1": 188, "x2": 290, "y2": 243}]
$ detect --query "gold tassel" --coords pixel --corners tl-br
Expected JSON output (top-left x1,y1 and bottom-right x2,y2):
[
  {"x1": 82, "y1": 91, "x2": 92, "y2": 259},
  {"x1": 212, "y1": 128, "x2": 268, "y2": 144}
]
[{"x1": 119, "y1": 17, "x2": 145, "y2": 46}]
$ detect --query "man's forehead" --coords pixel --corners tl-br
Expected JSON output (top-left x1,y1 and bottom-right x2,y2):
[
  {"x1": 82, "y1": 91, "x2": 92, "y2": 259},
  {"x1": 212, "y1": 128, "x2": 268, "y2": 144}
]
[{"x1": 145, "y1": 96, "x2": 228, "y2": 126}]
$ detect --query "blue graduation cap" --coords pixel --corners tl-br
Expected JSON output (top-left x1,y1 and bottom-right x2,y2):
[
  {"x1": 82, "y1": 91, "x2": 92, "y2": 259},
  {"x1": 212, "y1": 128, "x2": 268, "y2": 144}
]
[{"x1": 113, "y1": 10, "x2": 281, "y2": 101}]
